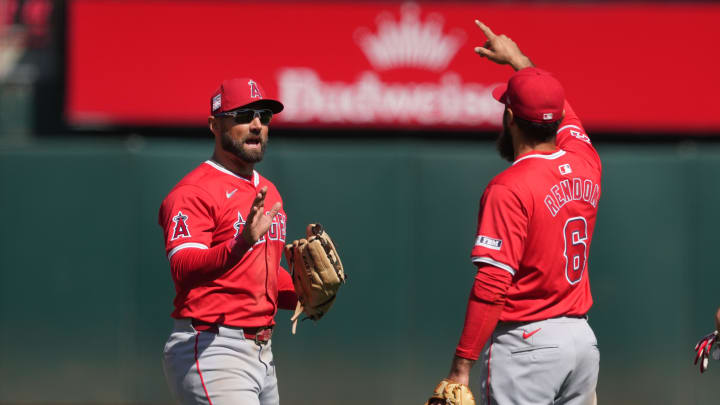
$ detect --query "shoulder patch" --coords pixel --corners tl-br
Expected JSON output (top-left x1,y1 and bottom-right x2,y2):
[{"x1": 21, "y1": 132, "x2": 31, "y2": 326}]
[
  {"x1": 570, "y1": 129, "x2": 591, "y2": 144},
  {"x1": 171, "y1": 211, "x2": 191, "y2": 240},
  {"x1": 475, "y1": 235, "x2": 503, "y2": 251}
]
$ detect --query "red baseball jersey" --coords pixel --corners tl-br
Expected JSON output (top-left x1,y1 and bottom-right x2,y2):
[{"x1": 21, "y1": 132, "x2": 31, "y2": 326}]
[
  {"x1": 470, "y1": 102, "x2": 601, "y2": 322},
  {"x1": 159, "y1": 160, "x2": 289, "y2": 327}
]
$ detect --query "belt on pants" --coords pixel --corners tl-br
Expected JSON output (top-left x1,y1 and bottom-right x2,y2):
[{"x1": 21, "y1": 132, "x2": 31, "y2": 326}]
[{"x1": 191, "y1": 319, "x2": 274, "y2": 344}]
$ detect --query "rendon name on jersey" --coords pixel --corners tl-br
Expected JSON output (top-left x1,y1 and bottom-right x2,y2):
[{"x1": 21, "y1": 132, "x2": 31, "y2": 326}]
[{"x1": 471, "y1": 102, "x2": 602, "y2": 322}]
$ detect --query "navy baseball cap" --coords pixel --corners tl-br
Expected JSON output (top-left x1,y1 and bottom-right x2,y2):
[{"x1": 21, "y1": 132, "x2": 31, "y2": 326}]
[
  {"x1": 211, "y1": 78, "x2": 284, "y2": 115},
  {"x1": 492, "y1": 67, "x2": 564, "y2": 123}
]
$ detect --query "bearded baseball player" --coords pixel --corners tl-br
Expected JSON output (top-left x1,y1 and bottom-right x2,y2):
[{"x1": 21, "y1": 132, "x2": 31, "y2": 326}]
[
  {"x1": 427, "y1": 21, "x2": 601, "y2": 405},
  {"x1": 159, "y1": 78, "x2": 297, "y2": 405}
]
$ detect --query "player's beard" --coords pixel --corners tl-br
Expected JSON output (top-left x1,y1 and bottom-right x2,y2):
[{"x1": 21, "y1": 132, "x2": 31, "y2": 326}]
[
  {"x1": 220, "y1": 129, "x2": 267, "y2": 163},
  {"x1": 496, "y1": 110, "x2": 515, "y2": 162}
]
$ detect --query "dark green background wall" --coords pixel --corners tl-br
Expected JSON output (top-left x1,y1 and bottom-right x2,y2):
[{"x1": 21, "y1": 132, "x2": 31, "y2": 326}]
[{"x1": 0, "y1": 137, "x2": 717, "y2": 404}]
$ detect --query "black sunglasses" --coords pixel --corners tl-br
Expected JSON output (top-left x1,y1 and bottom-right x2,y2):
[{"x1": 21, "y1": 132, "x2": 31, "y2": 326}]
[{"x1": 216, "y1": 108, "x2": 273, "y2": 125}]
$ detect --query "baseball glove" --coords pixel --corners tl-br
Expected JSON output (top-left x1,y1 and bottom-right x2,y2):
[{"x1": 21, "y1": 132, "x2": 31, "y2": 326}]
[
  {"x1": 284, "y1": 223, "x2": 346, "y2": 334},
  {"x1": 694, "y1": 330, "x2": 719, "y2": 373},
  {"x1": 424, "y1": 379, "x2": 476, "y2": 405}
]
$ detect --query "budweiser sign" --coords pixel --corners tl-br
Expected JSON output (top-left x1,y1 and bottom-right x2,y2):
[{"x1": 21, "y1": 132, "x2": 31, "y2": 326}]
[
  {"x1": 67, "y1": 1, "x2": 720, "y2": 132},
  {"x1": 277, "y1": 3, "x2": 502, "y2": 127},
  {"x1": 279, "y1": 71, "x2": 500, "y2": 126}
]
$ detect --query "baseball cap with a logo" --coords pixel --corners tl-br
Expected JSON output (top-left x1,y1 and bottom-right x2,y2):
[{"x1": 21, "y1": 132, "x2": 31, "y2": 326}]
[
  {"x1": 210, "y1": 78, "x2": 284, "y2": 115},
  {"x1": 492, "y1": 67, "x2": 564, "y2": 123}
]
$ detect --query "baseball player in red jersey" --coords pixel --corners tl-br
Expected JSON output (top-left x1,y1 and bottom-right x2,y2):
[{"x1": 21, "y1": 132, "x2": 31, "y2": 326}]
[
  {"x1": 159, "y1": 78, "x2": 297, "y2": 405},
  {"x1": 429, "y1": 21, "x2": 601, "y2": 405}
]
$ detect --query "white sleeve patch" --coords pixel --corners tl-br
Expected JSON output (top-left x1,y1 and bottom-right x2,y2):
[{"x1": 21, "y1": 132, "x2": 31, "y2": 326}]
[
  {"x1": 475, "y1": 235, "x2": 503, "y2": 250},
  {"x1": 471, "y1": 257, "x2": 516, "y2": 276},
  {"x1": 168, "y1": 242, "x2": 209, "y2": 260}
]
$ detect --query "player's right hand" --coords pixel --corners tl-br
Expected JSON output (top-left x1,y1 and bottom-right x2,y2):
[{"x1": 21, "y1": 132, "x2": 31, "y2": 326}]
[
  {"x1": 694, "y1": 330, "x2": 718, "y2": 373},
  {"x1": 473, "y1": 20, "x2": 532, "y2": 71},
  {"x1": 241, "y1": 186, "x2": 282, "y2": 245}
]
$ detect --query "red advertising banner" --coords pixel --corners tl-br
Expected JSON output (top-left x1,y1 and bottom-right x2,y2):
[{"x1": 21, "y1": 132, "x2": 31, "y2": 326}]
[{"x1": 67, "y1": 1, "x2": 720, "y2": 133}]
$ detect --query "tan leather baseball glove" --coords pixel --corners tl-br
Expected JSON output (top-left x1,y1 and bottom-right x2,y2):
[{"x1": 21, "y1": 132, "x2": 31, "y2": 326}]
[
  {"x1": 424, "y1": 379, "x2": 476, "y2": 405},
  {"x1": 284, "y1": 224, "x2": 346, "y2": 334}
]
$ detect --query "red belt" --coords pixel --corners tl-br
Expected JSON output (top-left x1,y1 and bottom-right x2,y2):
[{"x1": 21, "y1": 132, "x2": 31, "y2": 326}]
[{"x1": 191, "y1": 319, "x2": 273, "y2": 344}]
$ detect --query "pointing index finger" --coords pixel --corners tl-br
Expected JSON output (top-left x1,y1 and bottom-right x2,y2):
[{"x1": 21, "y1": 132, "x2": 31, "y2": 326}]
[{"x1": 475, "y1": 20, "x2": 496, "y2": 39}]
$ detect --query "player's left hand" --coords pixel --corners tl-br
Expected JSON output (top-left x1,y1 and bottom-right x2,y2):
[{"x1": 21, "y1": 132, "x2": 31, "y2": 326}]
[
  {"x1": 473, "y1": 20, "x2": 532, "y2": 71},
  {"x1": 424, "y1": 379, "x2": 476, "y2": 405},
  {"x1": 241, "y1": 186, "x2": 282, "y2": 245},
  {"x1": 694, "y1": 330, "x2": 719, "y2": 373}
]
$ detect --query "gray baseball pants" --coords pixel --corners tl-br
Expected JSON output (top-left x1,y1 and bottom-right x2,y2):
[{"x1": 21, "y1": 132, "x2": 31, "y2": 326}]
[
  {"x1": 162, "y1": 319, "x2": 279, "y2": 405},
  {"x1": 478, "y1": 316, "x2": 599, "y2": 405}
]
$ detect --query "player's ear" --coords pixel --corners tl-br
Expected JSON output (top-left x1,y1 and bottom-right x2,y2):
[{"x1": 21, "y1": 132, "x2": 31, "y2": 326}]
[
  {"x1": 209, "y1": 116, "x2": 219, "y2": 135},
  {"x1": 505, "y1": 108, "x2": 515, "y2": 125}
]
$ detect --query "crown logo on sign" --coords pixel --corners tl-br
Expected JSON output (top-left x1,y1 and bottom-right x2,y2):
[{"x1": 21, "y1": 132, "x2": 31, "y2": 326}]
[{"x1": 354, "y1": 2, "x2": 466, "y2": 72}]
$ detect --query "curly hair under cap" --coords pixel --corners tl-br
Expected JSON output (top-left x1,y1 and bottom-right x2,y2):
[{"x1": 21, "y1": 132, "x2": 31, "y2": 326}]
[{"x1": 514, "y1": 115, "x2": 562, "y2": 143}]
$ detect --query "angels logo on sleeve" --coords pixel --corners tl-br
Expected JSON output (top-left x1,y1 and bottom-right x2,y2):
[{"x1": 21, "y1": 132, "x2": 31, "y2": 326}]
[{"x1": 171, "y1": 211, "x2": 191, "y2": 240}]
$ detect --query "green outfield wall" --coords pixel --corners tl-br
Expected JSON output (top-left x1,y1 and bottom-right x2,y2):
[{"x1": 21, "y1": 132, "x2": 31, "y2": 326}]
[{"x1": 0, "y1": 137, "x2": 718, "y2": 404}]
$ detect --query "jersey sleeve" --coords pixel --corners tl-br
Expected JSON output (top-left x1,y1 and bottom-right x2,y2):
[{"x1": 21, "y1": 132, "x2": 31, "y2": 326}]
[
  {"x1": 158, "y1": 185, "x2": 217, "y2": 260},
  {"x1": 455, "y1": 265, "x2": 513, "y2": 360},
  {"x1": 470, "y1": 184, "x2": 527, "y2": 276},
  {"x1": 556, "y1": 101, "x2": 600, "y2": 167},
  {"x1": 167, "y1": 236, "x2": 252, "y2": 287}
]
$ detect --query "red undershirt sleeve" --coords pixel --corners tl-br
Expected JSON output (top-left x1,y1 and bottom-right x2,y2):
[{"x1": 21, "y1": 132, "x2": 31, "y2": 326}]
[
  {"x1": 277, "y1": 265, "x2": 298, "y2": 310},
  {"x1": 170, "y1": 237, "x2": 251, "y2": 288},
  {"x1": 455, "y1": 264, "x2": 514, "y2": 360}
]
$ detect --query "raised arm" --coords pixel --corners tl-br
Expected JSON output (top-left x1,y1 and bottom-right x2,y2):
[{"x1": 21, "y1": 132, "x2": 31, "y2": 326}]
[
  {"x1": 161, "y1": 185, "x2": 280, "y2": 287},
  {"x1": 474, "y1": 21, "x2": 598, "y2": 160},
  {"x1": 474, "y1": 20, "x2": 533, "y2": 72}
]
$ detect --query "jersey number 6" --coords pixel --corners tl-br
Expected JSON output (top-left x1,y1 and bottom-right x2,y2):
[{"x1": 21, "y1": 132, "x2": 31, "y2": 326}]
[{"x1": 563, "y1": 217, "x2": 588, "y2": 285}]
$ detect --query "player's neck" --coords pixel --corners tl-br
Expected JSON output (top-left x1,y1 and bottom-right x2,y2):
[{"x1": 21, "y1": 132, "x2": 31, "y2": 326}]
[
  {"x1": 514, "y1": 140, "x2": 557, "y2": 159},
  {"x1": 211, "y1": 151, "x2": 254, "y2": 180}
]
